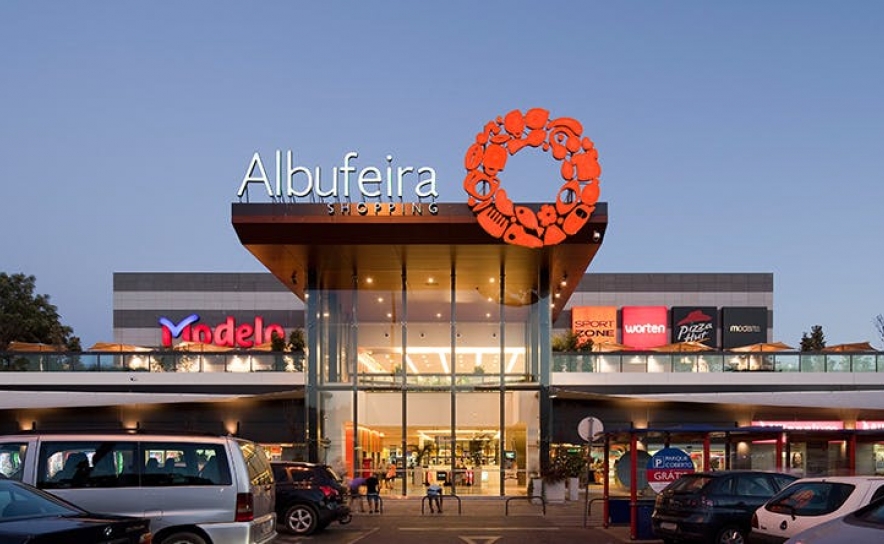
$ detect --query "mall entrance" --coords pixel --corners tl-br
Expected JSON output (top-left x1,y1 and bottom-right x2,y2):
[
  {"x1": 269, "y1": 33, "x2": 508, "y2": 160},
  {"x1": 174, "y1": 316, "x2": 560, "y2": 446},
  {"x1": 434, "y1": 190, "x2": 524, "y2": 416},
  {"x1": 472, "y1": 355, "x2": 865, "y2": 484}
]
[{"x1": 324, "y1": 391, "x2": 535, "y2": 496}]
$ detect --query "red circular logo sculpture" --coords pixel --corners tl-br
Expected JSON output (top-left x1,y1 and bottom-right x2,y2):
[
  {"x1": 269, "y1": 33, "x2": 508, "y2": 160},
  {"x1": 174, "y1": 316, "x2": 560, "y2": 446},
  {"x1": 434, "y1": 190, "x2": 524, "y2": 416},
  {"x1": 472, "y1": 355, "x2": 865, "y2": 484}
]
[{"x1": 463, "y1": 108, "x2": 601, "y2": 248}]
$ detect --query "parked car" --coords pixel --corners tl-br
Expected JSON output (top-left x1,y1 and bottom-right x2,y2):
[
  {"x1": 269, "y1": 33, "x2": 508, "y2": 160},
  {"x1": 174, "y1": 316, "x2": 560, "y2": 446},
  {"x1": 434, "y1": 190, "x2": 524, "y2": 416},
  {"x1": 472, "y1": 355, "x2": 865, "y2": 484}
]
[
  {"x1": 751, "y1": 476, "x2": 884, "y2": 543},
  {"x1": 784, "y1": 495, "x2": 884, "y2": 543},
  {"x1": 271, "y1": 461, "x2": 351, "y2": 535},
  {"x1": 0, "y1": 431, "x2": 276, "y2": 544},
  {"x1": 0, "y1": 477, "x2": 152, "y2": 543},
  {"x1": 652, "y1": 470, "x2": 797, "y2": 544}
]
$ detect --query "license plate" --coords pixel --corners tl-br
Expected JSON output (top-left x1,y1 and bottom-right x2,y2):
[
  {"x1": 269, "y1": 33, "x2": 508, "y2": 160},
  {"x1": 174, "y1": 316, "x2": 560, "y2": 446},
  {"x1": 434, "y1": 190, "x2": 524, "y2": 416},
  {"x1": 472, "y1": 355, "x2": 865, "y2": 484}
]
[{"x1": 660, "y1": 522, "x2": 677, "y2": 532}]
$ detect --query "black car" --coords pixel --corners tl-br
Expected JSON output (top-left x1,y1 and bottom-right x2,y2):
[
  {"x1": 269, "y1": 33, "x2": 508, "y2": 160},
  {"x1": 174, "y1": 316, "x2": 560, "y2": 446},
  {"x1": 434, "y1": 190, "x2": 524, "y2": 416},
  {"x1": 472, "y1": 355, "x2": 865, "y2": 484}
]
[
  {"x1": 0, "y1": 477, "x2": 152, "y2": 543},
  {"x1": 652, "y1": 470, "x2": 797, "y2": 544},
  {"x1": 271, "y1": 461, "x2": 351, "y2": 535}
]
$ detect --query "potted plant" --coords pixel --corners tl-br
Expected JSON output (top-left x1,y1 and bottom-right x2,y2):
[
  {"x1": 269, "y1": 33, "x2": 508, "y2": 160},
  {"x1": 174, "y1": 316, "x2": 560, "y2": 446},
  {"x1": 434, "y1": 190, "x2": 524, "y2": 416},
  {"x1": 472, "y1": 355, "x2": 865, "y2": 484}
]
[
  {"x1": 541, "y1": 462, "x2": 568, "y2": 503},
  {"x1": 288, "y1": 328, "x2": 306, "y2": 371}
]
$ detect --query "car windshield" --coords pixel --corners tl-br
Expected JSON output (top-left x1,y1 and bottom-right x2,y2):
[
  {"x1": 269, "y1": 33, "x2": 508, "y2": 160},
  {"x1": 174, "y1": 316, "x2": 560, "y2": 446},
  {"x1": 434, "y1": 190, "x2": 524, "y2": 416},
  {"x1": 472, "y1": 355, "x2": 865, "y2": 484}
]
[
  {"x1": 767, "y1": 482, "x2": 855, "y2": 516},
  {"x1": 0, "y1": 480, "x2": 83, "y2": 519},
  {"x1": 852, "y1": 499, "x2": 884, "y2": 525}
]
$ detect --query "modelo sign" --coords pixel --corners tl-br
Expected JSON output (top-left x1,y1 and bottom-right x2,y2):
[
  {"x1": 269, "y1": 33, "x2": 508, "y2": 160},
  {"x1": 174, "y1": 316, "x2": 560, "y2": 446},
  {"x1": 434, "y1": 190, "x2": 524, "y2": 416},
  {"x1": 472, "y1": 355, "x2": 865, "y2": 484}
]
[
  {"x1": 647, "y1": 447, "x2": 695, "y2": 492},
  {"x1": 621, "y1": 306, "x2": 667, "y2": 349},
  {"x1": 159, "y1": 314, "x2": 285, "y2": 348},
  {"x1": 571, "y1": 306, "x2": 617, "y2": 346}
]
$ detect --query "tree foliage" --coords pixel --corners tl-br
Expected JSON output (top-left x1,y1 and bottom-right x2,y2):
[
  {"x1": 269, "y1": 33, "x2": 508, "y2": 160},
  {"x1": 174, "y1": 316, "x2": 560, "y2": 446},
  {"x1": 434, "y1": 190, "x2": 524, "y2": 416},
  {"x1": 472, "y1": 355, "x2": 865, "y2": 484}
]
[
  {"x1": 799, "y1": 324, "x2": 826, "y2": 352},
  {"x1": 875, "y1": 314, "x2": 884, "y2": 349},
  {"x1": 551, "y1": 329, "x2": 593, "y2": 352},
  {"x1": 0, "y1": 272, "x2": 80, "y2": 351}
]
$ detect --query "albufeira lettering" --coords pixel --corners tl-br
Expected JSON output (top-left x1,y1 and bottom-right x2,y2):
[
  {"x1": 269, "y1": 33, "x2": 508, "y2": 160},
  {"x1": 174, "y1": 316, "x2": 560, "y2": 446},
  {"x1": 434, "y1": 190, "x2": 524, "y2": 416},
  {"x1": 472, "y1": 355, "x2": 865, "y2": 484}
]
[{"x1": 237, "y1": 151, "x2": 439, "y2": 203}]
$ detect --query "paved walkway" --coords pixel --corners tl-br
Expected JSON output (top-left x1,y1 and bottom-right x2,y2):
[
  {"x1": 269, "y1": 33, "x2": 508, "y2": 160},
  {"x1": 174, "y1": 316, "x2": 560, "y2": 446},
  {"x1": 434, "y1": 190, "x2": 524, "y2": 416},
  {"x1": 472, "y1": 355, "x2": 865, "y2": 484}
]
[{"x1": 350, "y1": 493, "x2": 661, "y2": 543}]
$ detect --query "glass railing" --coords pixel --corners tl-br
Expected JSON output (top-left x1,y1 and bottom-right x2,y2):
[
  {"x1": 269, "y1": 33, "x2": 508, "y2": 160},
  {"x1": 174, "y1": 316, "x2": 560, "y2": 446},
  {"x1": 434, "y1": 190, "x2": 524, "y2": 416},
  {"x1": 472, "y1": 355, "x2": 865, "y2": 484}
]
[
  {"x1": 0, "y1": 351, "x2": 306, "y2": 372},
  {"x1": 2, "y1": 349, "x2": 882, "y2": 374},
  {"x1": 551, "y1": 351, "x2": 884, "y2": 373}
]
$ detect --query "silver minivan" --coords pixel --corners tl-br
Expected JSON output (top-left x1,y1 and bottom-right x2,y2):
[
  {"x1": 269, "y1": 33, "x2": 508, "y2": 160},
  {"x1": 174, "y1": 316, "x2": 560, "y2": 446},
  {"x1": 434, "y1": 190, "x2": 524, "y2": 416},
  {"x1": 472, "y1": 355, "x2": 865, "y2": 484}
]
[{"x1": 0, "y1": 432, "x2": 276, "y2": 544}]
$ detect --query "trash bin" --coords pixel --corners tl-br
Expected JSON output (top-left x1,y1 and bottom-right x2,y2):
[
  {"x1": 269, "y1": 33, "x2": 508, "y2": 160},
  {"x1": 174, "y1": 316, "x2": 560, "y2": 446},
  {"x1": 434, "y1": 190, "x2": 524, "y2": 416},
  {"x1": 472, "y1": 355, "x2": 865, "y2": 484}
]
[
  {"x1": 608, "y1": 498, "x2": 630, "y2": 525},
  {"x1": 636, "y1": 500, "x2": 655, "y2": 540}
]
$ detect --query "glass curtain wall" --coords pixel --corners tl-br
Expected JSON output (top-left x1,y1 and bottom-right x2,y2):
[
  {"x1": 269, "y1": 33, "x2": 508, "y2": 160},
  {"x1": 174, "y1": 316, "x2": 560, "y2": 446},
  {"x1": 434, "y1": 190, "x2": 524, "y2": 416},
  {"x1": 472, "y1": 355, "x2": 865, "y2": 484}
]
[{"x1": 304, "y1": 260, "x2": 544, "y2": 496}]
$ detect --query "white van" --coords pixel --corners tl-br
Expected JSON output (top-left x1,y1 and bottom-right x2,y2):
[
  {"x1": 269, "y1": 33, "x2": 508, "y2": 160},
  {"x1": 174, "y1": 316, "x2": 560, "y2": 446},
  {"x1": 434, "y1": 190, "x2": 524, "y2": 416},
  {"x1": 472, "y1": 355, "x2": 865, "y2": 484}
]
[{"x1": 0, "y1": 432, "x2": 276, "y2": 544}]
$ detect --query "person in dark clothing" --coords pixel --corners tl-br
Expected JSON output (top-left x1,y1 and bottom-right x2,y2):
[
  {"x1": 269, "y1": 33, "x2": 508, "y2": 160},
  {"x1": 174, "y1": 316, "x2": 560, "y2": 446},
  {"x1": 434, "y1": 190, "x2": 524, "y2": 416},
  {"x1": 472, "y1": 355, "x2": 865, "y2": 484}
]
[{"x1": 365, "y1": 473, "x2": 381, "y2": 513}]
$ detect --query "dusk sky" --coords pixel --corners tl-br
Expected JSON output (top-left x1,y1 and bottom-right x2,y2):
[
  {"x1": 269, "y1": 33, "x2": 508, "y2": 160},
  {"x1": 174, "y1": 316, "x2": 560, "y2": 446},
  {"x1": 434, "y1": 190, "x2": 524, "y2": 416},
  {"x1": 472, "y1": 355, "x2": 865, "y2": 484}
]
[{"x1": 2, "y1": 2, "x2": 883, "y2": 349}]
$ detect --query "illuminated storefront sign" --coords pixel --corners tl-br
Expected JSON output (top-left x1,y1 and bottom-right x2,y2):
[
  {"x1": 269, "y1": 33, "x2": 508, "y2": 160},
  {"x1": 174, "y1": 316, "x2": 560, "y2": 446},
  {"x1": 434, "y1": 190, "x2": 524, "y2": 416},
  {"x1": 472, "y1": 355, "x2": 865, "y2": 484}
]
[
  {"x1": 753, "y1": 420, "x2": 845, "y2": 430},
  {"x1": 236, "y1": 151, "x2": 439, "y2": 214},
  {"x1": 159, "y1": 314, "x2": 285, "y2": 349},
  {"x1": 621, "y1": 306, "x2": 668, "y2": 349},
  {"x1": 571, "y1": 306, "x2": 617, "y2": 346},
  {"x1": 722, "y1": 307, "x2": 768, "y2": 349},
  {"x1": 463, "y1": 108, "x2": 601, "y2": 248},
  {"x1": 671, "y1": 307, "x2": 717, "y2": 346}
]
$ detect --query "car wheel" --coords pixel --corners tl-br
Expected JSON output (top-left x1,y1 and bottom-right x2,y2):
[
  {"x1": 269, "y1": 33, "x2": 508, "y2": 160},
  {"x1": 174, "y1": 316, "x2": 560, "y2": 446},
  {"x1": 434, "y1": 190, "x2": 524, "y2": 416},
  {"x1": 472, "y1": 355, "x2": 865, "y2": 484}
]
[
  {"x1": 160, "y1": 533, "x2": 207, "y2": 544},
  {"x1": 716, "y1": 525, "x2": 746, "y2": 544},
  {"x1": 283, "y1": 503, "x2": 319, "y2": 535}
]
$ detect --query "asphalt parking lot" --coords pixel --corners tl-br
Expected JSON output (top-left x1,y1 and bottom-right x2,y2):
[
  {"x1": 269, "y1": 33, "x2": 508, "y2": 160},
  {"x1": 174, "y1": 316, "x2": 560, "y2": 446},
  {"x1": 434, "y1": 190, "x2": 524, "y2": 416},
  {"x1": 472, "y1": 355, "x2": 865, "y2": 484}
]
[{"x1": 272, "y1": 496, "x2": 661, "y2": 543}]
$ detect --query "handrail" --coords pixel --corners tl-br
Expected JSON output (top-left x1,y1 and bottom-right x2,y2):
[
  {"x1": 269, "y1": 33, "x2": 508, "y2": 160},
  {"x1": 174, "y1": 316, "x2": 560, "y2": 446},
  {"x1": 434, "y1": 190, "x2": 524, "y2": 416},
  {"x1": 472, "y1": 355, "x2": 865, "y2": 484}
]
[
  {"x1": 421, "y1": 493, "x2": 460, "y2": 515},
  {"x1": 505, "y1": 495, "x2": 545, "y2": 515}
]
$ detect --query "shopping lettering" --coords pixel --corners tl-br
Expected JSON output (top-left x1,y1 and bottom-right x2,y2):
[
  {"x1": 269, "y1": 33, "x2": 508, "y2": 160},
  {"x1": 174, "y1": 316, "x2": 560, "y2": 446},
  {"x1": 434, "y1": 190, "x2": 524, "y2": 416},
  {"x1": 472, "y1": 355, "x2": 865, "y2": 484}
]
[{"x1": 159, "y1": 315, "x2": 285, "y2": 349}]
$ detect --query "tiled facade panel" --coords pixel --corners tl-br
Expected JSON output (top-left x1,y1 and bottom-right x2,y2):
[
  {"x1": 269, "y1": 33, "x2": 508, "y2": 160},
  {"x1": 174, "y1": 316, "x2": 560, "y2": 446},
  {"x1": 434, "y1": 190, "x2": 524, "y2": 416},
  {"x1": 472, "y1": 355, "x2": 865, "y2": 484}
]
[{"x1": 114, "y1": 272, "x2": 773, "y2": 346}]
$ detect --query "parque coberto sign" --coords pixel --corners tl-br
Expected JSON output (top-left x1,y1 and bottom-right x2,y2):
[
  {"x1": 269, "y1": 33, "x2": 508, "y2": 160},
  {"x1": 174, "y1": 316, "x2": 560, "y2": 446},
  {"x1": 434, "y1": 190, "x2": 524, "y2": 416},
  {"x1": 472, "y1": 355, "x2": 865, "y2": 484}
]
[{"x1": 646, "y1": 447, "x2": 695, "y2": 492}]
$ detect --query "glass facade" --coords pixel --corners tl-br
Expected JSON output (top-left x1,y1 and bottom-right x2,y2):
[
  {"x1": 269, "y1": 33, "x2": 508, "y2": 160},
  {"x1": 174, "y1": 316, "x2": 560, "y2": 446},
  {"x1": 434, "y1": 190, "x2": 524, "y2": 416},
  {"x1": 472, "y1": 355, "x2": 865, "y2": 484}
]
[{"x1": 302, "y1": 263, "x2": 547, "y2": 496}]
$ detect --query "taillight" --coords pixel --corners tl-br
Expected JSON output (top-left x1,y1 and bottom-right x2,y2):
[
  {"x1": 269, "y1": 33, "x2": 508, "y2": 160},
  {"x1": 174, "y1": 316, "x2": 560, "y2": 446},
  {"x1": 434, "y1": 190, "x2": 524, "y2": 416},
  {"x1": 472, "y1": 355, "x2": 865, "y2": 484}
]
[
  {"x1": 235, "y1": 492, "x2": 254, "y2": 522},
  {"x1": 751, "y1": 512, "x2": 759, "y2": 528},
  {"x1": 140, "y1": 532, "x2": 153, "y2": 544}
]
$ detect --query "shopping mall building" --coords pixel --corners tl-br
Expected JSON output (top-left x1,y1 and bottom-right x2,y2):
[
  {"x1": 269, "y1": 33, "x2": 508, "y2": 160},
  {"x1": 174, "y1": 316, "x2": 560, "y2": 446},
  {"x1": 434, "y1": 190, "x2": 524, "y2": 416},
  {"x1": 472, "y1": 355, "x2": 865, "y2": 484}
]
[{"x1": 3, "y1": 110, "x2": 884, "y2": 496}]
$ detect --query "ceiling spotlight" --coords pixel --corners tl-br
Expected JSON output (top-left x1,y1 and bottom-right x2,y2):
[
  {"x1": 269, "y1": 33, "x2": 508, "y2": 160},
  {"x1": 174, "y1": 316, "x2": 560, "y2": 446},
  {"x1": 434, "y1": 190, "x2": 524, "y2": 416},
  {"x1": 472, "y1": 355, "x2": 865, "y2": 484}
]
[{"x1": 290, "y1": 271, "x2": 298, "y2": 285}]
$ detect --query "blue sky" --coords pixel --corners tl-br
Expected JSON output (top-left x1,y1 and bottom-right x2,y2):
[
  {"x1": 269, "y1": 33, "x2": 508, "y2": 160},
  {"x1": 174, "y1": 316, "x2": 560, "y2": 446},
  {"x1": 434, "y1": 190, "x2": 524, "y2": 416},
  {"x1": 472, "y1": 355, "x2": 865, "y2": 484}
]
[{"x1": 2, "y1": 1, "x2": 883, "y2": 349}]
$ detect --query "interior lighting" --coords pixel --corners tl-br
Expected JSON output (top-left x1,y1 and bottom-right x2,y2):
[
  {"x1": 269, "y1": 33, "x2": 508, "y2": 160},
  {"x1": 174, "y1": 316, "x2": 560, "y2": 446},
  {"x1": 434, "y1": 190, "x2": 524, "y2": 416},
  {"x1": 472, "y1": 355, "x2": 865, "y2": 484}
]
[
  {"x1": 366, "y1": 277, "x2": 374, "y2": 284},
  {"x1": 405, "y1": 354, "x2": 419, "y2": 374}
]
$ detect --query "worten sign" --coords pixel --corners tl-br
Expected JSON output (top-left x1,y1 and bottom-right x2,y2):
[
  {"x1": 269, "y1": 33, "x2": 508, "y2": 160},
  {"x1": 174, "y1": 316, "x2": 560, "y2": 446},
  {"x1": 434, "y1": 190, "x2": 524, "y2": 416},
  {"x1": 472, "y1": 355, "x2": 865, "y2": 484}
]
[
  {"x1": 159, "y1": 314, "x2": 285, "y2": 349},
  {"x1": 621, "y1": 306, "x2": 668, "y2": 349}
]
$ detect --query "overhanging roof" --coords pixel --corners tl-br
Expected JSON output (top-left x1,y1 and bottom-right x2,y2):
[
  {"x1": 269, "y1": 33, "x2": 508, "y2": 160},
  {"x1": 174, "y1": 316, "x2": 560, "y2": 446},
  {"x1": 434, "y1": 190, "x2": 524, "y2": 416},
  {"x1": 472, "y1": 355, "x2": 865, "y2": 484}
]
[{"x1": 231, "y1": 202, "x2": 607, "y2": 320}]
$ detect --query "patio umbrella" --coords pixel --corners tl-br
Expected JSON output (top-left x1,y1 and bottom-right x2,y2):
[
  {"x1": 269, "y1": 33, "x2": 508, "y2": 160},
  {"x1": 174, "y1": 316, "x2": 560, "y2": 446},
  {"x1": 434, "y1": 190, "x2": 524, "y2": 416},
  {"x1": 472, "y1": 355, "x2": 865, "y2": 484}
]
[
  {"x1": 730, "y1": 341, "x2": 794, "y2": 352},
  {"x1": 173, "y1": 341, "x2": 233, "y2": 353},
  {"x1": 88, "y1": 342, "x2": 152, "y2": 352},
  {"x1": 590, "y1": 341, "x2": 634, "y2": 352},
  {"x1": 822, "y1": 341, "x2": 875, "y2": 353},
  {"x1": 7, "y1": 341, "x2": 65, "y2": 352},
  {"x1": 650, "y1": 341, "x2": 713, "y2": 352}
]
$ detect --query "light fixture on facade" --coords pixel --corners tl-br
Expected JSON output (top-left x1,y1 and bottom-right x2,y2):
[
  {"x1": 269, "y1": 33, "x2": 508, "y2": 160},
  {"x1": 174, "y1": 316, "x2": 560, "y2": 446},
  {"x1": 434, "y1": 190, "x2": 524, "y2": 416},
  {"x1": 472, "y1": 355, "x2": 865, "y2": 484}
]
[{"x1": 592, "y1": 230, "x2": 602, "y2": 242}]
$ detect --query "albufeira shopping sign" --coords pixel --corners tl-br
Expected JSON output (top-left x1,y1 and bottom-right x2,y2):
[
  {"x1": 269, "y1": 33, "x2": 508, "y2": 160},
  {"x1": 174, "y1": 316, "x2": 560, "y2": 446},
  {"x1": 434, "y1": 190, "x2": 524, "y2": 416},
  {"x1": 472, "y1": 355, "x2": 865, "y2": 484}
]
[{"x1": 236, "y1": 108, "x2": 602, "y2": 248}]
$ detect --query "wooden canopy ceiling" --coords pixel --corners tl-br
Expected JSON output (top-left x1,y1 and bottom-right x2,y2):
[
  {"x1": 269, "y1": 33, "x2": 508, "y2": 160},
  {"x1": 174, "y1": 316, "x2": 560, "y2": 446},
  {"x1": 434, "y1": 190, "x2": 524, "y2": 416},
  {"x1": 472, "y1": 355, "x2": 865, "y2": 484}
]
[{"x1": 231, "y1": 203, "x2": 607, "y2": 321}]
